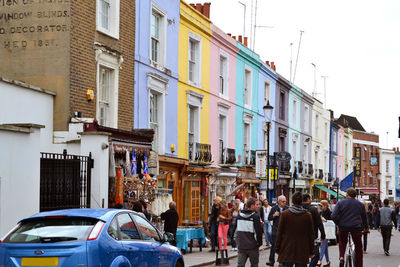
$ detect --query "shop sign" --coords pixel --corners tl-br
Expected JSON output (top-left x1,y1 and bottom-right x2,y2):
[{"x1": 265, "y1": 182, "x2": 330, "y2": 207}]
[
  {"x1": 276, "y1": 151, "x2": 291, "y2": 162},
  {"x1": 255, "y1": 150, "x2": 267, "y2": 177},
  {"x1": 260, "y1": 168, "x2": 278, "y2": 180},
  {"x1": 354, "y1": 147, "x2": 361, "y2": 177}
]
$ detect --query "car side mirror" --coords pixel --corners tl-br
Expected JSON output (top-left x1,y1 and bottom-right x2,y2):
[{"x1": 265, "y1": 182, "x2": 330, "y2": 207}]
[{"x1": 163, "y1": 232, "x2": 175, "y2": 243}]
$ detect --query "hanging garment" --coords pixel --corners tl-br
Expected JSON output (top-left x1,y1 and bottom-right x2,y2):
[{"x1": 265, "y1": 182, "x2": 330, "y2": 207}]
[
  {"x1": 131, "y1": 150, "x2": 137, "y2": 176},
  {"x1": 125, "y1": 150, "x2": 131, "y2": 177},
  {"x1": 115, "y1": 167, "x2": 123, "y2": 205},
  {"x1": 109, "y1": 143, "x2": 116, "y2": 178}
]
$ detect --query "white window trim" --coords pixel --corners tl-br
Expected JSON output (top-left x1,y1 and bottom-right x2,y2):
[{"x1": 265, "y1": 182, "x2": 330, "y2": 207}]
[
  {"x1": 147, "y1": 73, "x2": 168, "y2": 155},
  {"x1": 218, "y1": 103, "x2": 230, "y2": 148},
  {"x1": 219, "y1": 49, "x2": 229, "y2": 99},
  {"x1": 96, "y1": 0, "x2": 120, "y2": 39},
  {"x1": 293, "y1": 99, "x2": 297, "y2": 126},
  {"x1": 188, "y1": 32, "x2": 202, "y2": 88},
  {"x1": 187, "y1": 90, "x2": 203, "y2": 145},
  {"x1": 95, "y1": 49, "x2": 122, "y2": 128},
  {"x1": 150, "y1": 3, "x2": 167, "y2": 68},
  {"x1": 244, "y1": 65, "x2": 252, "y2": 109}
]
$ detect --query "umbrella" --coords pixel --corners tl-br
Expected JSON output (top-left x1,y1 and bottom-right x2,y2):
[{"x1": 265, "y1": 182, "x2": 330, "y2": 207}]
[{"x1": 228, "y1": 183, "x2": 245, "y2": 196}]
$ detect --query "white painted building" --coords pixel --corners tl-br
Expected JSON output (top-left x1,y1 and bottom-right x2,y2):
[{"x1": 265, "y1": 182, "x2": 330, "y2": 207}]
[
  {"x1": 0, "y1": 78, "x2": 110, "y2": 237},
  {"x1": 379, "y1": 148, "x2": 396, "y2": 201}
]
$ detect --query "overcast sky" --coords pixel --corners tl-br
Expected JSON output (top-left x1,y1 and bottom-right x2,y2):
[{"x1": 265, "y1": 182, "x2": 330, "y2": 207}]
[{"x1": 201, "y1": 0, "x2": 400, "y2": 149}]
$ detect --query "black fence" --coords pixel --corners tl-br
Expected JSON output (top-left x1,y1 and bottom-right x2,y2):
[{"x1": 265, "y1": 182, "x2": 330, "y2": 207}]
[{"x1": 40, "y1": 149, "x2": 93, "y2": 211}]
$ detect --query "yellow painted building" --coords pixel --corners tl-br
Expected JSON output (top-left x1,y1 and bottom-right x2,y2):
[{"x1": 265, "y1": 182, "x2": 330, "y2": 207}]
[{"x1": 178, "y1": 1, "x2": 212, "y2": 159}]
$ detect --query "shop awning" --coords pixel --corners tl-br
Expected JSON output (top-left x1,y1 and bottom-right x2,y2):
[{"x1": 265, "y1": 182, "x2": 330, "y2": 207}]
[
  {"x1": 360, "y1": 189, "x2": 379, "y2": 194},
  {"x1": 314, "y1": 184, "x2": 344, "y2": 199}
]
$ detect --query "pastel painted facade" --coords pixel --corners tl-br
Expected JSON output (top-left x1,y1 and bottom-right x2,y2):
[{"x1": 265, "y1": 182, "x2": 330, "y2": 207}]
[
  {"x1": 330, "y1": 122, "x2": 339, "y2": 186},
  {"x1": 288, "y1": 85, "x2": 302, "y2": 176},
  {"x1": 311, "y1": 98, "x2": 327, "y2": 198},
  {"x1": 258, "y1": 61, "x2": 278, "y2": 199},
  {"x1": 337, "y1": 125, "x2": 345, "y2": 186},
  {"x1": 209, "y1": 24, "x2": 239, "y2": 167},
  {"x1": 235, "y1": 42, "x2": 261, "y2": 166},
  {"x1": 395, "y1": 149, "x2": 400, "y2": 201},
  {"x1": 177, "y1": 1, "x2": 212, "y2": 159},
  {"x1": 343, "y1": 127, "x2": 354, "y2": 177},
  {"x1": 379, "y1": 148, "x2": 395, "y2": 201},
  {"x1": 134, "y1": 0, "x2": 180, "y2": 156},
  {"x1": 300, "y1": 90, "x2": 314, "y2": 183}
]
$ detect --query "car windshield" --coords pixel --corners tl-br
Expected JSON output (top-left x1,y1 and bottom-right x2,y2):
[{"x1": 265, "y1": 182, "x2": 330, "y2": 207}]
[{"x1": 2, "y1": 217, "x2": 98, "y2": 243}]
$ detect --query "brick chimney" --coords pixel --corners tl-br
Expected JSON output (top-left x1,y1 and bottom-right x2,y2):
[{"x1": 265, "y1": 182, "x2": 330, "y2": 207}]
[
  {"x1": 238, "y1": 35, "x2": 243, "y2": 43},
  {"x1": 189, "y1": 3, "x2": 211, "y2": 19},
  {"x1": 265, "y1": 61, "x2": 270, "y2": 67},
  {"x1": 232, "y1": 36, "x2": 236, "y2": 40},
  {"x1": 244, "y1": 37, "x2": 248, "y2": 47},
  {"x1": 227, "y1": 33, "x2": 231, "y2": 37},
  {"x1": 271, "y1": 61, "x2": 276, "y2": 71}
]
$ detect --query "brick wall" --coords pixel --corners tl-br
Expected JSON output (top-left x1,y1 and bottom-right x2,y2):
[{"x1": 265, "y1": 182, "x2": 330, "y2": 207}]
[{"x1": 70, "y1": 0, "x2": 135, "y2": 131}]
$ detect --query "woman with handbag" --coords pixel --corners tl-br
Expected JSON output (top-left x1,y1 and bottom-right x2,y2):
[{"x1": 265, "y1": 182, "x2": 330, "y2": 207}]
[{"x1": 317, "y1": 200, "x2": 331, "y2": 267}]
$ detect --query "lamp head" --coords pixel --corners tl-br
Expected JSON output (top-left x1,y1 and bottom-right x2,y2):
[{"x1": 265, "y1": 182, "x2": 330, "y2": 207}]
[{"x1": 263, "y1": 100, "x2": 274, "y2": 123}]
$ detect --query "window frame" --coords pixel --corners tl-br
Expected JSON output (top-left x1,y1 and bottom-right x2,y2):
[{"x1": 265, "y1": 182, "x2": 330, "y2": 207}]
[
  {"x1": 188, "y1": 33, "x2": 202, "y2": 87},
  {"x1": 96, "y1": 0, "x2": 120, "y2": 39},
  {"x1": 219, "y1": 50, "x2": 229, "y2": 98},
  {"x1": 150, "y1": 3, "x2": 167, "y2": 67},
  {"x1": 244, "y1": 66, "x2": 252, "y2": 108},
  {"x1": 96, "y1": 51, "x2": 120, "y2": 128}
]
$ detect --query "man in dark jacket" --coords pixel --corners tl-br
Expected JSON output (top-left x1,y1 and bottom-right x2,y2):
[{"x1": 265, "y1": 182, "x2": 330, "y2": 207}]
[
  {"x1": 275, "y1": 192, "x2": 315, "y2": 266},
  {"x1": 331, "y1": 188, "x2": 368, "y2": 267},
  {"x1": 266, "y1": 195, "x2": 288, "y2": 266},
  {"x1": 302, "y1": 193, "x2": 325, "y2": 267},
  {"x1": 377, "y1": 198, "x2": 397, "y2": 255},
  {"x1": 209, "y1": 196, "x2": 221, "y2": 252},
  {"x1": 161, "y1": 201, "x2": 179, "y2": 246},
  {"x1": 233, "y1": 197, "x2": 263, "y2": 267}
]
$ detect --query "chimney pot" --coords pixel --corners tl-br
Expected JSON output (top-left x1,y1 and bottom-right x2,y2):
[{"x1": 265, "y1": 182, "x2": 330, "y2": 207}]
[
  {"x1": 227, "y1": 33, "x2": 231, "y2": 37},
  {"x1": 202, "y1": 2, "x2": 211, "y2": 18},
  {"x1": 195, "y1": 3, "x2": 202, "y2": 13},
  {"x1": 232, "y1": 36, "x2": 236, "y2": 40},
  {"x1": 266, "y1": 61, "x2": 270, "y2": 67},
  {"x1": 244, "y1": 37, "x2": 248, "y2": 47},
  {"x1": 238, "y1": 35, "x2": 243, "y2": 43}
]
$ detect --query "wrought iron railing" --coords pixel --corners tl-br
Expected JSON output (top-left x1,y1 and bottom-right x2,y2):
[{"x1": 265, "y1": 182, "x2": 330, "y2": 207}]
[
  {"x1": 189, "y1": 142, "x2": 212, "y2": 164},
  {"x1": 219, "y1": 146, "x2": 236, "y2": 165},
  {"x1": 296, "y1": 161, "x2": 303, "y2": 174},
  {"x1": 308, "y1": 164, "x2": 314, "y2": 175},
  {"x1": 319, "y1": 169, "x2": 324, "y2": 179}
]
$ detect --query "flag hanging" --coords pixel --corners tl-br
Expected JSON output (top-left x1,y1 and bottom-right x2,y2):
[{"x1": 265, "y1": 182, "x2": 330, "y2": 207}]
[
  {"x1": 143, "y1": 151, "x2": 149, "y2": 175},
  {"x1": 131, "y1": 150, "x2": 137, "y2": 176}
]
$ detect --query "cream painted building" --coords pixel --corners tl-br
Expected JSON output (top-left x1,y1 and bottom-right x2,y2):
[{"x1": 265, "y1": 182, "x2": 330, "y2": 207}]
[{"x1": 379, "y1": 148, "x2": 396, "y2": 201}]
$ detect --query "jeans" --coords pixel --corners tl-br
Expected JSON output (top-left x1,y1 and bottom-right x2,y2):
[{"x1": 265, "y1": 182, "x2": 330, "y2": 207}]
[
  {"x1": 218, "y1": 223, "x2": 229, "y2": 250},
  {"x1": 237, "y1": 249, "x2": 259, "y2": 267},
  {"x1": 210, "y1": 221, "x2": 218, "y2": 250},
  {"x1": 319, "y1": 239, "x2": 329, "y2": 262},
  {"x1": 230, "y1": 225, "x2": 237, "y2": 248},
  {"x1": 268, "y1": 235, "x2": 276, "y2": 264},
  {"x1": 282, "y1": 264, "x2": 307, "y2": 267},
  {"x1": 263, "y1": 220, "x2": 272, "y2": 245},
  {"x1": 309, "y1": 243, "x2": 320, "y2": 267},
  {"x1": 338, "y1": 231, "x2": 363, "y2": 267},
  {"x1": 380, "y1": 226, "x2": 392, "y2": 252},
  {"x1": 363, "y1": 232, "x2": 368, "y2": 251}
]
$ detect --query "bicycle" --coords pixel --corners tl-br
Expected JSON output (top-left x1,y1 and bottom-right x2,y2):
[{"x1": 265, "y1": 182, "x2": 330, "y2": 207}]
[{"x1": 344, "y1": 232, "x2": 356, "y2": 267}]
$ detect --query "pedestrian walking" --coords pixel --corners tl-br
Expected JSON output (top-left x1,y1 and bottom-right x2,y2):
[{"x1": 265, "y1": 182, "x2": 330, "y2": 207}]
[
  {"x1": 275, "y1": 192, "x2": 315, "y2": 267},
  {"x1": 260, "y1": 199, "x2": 272, "y2": 248},
  {"x1": 331, "y1": 188, "x2": 369, "y2": 267},
  {"x1": 302, "y1": 193, "x2": 325, "y2": 267},
  {"x1": 266, "y1": 195, "x2": 288, "y2": 266},
  {"x1": 229, "y1": 199, "x2": 241, "y2": 251},
  {"x1": 233, "y1": 197, "x2": 263, "y2": 267},
  {"x1": 394, "y1": 201, "x2": 400, "y2": 231},
  {"x1": 317, "y1": 200, "x2": 331, "y2": 267},
  {"x1": 377, "y1": 198, "x2": 397, "y2": 256},
  {"x1": 362, "y1": 202, "x2": 371, "y2": 254},
  {"x1": 372, "y1": 203, "x2": 380, "y2": 229},
  {"x1": 218, "y1": 200, "x2": 232, "y2": 251},
  {"x1": 160, "y1": 201, "x2": 179, "y2": 246},
  {"x1": 209, "y1": 196, "x2": 221, "y2": 252}
]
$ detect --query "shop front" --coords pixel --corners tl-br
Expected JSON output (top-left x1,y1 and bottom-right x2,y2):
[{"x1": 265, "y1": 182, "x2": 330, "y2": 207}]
[
  {"x1": 310, "y1": 179, "x2": 325, "y2": 200},
  {"x1": 209, "y1": 168, "x2": 238, "y2": 209}
]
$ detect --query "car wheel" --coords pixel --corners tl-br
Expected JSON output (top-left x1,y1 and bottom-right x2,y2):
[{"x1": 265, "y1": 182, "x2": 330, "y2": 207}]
[{"x1": 175, "y1": 259, "x2": 184, "y2": 267}]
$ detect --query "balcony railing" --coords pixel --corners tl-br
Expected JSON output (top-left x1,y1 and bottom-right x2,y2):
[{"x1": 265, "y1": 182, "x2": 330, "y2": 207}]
[
  {"x1": 296, "y1": 161, "x2": 303, "y2": 174},
  {"x1": 278, "y1": 161, "x2": 291, "y2": 172},
  {"x1": 307, "y1": 164, "x2": 313, "y2": 175},
  {"x1": 243, "y1": 149, "x2": 256, "y2": 166},
  {"x1": 188, "y1": 142, "x2": 212, "y2": 164},
  {"x1": 219, "y1": 145, "x2": 236, "y2": 165},
  {"x1": 318, "y1": 169, "x2": 324, "y2": 179}
]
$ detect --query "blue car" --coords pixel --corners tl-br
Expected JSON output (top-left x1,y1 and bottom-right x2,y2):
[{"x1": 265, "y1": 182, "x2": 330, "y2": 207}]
[{"x1": 0, "y1": 209, "x2": 184, "y2": 267}]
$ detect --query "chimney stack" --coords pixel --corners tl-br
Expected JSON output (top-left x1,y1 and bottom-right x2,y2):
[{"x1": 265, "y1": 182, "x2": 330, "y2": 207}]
[
  {"x1": 244, "y1": 37, "x2": 248, "y2": 47},
  {"x1": 232, "y1": 36, "x2": 236, "y2": 40},
  {"x1": 271, "y1": 62, "x2": 276, "y2": 71},
  {"x1": 227, "y1": 33, "x2": 231, "y2": 37},
  {"x1": 238, "y1": 35, "x2": 243, "y2": 43},
  {"x1": 189, "y1": 3, "x2": 211, "y2": 19},
  {"x1": 265, "y1": 61, "x2": 270, "y2": 67}
]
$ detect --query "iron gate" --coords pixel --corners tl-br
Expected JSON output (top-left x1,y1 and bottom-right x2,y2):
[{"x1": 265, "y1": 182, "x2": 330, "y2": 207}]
[{"x1": 40, "y1": 149, "x2": 94, "y2": 211}]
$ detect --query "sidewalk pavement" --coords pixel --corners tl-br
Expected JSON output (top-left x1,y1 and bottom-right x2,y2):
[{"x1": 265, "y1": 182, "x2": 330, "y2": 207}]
[{"x1": 183, "y1": 244, "x2": 270, "y2": 267}]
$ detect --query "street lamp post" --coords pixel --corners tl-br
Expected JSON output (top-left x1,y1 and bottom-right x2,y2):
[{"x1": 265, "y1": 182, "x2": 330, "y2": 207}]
[{"x1": 264, "y1": 101, "x2": 274, "y2": 202}]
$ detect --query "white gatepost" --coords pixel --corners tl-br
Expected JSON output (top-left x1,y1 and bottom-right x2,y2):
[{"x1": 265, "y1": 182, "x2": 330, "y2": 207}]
[{"x1": 80, "y1": 132, "x2": 111, "y2": 209}]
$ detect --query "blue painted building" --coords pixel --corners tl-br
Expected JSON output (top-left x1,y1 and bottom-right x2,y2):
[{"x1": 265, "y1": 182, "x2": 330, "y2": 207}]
[
  {"x1": 330, "y1": 121, "x2": 339, "y2": 187},
  {"x1": 258, "y1": 60, "x2": 278, "y2": 199},
  {"x1": 134, "y1": 0, "x2": 180, "y2": 156},
  {"x1": 395, "y1": 150, "x2": 400, "y2": 201}
]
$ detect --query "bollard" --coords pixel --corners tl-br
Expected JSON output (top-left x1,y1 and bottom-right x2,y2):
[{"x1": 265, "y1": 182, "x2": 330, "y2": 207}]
[{"x1": 215, "y1": 249, "x2": 229, "y2": 266}]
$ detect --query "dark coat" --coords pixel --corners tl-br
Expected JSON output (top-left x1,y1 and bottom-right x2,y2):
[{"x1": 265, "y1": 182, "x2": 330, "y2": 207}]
[
  {"x1": 161, "y1": 208, "x2": 179, "y2": 234},
  {"x1": 210, "y1": 204, "x2": 220, "y2": 223},
  {"x1": 268, "y1": 204, "x2": 289, "y2": 236},
  {"x1": 302, "y1": 203, "x2": 326, "y2": 240},
  {"x1": 275, "y1": 208, "x2": 314, "y2": 265}
]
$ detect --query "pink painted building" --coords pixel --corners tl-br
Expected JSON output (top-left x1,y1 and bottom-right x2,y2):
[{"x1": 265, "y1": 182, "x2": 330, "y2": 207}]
[
  {"x1": 337, "y1": 125, "x2": 345, "y2": 183},
  {"x1": 208, "y1": 24, "x2": 239, "y2": 200}
]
